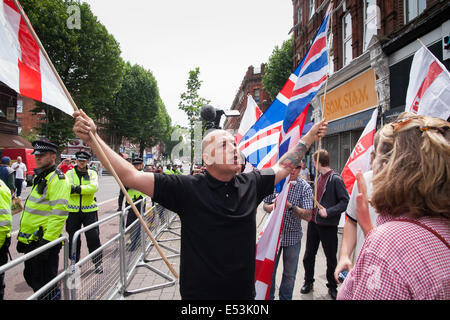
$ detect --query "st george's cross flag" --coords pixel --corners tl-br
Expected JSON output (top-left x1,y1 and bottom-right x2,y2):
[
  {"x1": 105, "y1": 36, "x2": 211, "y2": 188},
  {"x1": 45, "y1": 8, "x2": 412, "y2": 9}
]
[
  {"x1": 341, "y1": 108, "x2": 378, "y2": 196},
  {"x1": 236, "y1": 95, "x2": 262, "y2": 144},
  {"x1": 254, "y1": 6, "x2": 331, "y2": 300},
  {"x1": 405, "y1": 44, "x2": 450, "y2": 120},
  {"x1": 0, "y1": 0, "x2": 74, "y2": 115}
]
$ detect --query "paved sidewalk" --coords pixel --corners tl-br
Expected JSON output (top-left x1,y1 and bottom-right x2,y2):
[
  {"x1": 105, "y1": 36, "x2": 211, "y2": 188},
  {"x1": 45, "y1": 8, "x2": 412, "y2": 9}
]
[{"x1": 122, "y1": 203, "x2": 343, "y2": 300}]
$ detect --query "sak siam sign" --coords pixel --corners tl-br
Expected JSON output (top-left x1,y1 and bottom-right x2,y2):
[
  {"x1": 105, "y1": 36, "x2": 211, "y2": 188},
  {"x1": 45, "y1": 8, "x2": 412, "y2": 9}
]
[{"x1": 321, "y1": 68, "x2": 378, "y2": 122}]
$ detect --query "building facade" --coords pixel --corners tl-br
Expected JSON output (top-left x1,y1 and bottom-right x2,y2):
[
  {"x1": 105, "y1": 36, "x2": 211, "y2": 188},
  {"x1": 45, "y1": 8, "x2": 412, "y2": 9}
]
[
  {"x1": 224, "y1": 64, "x2": 271, "y2": 132},
  {"x1": 0, "y1": 82, "x2": 33, "y2": 150},
  {"x1": 292, "y1": 0, "x2": 450, "y2": 173}
]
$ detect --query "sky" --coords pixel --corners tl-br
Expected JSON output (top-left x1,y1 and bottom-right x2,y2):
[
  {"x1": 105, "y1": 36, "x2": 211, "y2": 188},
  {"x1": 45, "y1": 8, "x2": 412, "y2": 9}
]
[{"x1": 81, "y1": 0, "x2": 293, "y2": 128}]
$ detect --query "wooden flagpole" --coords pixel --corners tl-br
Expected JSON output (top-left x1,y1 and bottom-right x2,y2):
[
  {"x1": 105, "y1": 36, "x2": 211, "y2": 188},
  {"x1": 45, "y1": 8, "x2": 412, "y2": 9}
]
[
  {"x1": 313, "y1": 2, "x2": 333, "y2": 211},
  {"x1": 12, "y1": 0, "x2": 178, "y2": 278}
]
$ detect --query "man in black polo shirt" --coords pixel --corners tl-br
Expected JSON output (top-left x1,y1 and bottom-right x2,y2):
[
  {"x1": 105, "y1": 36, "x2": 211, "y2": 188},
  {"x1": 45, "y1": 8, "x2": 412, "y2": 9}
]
[{"x1": 73, "y1": 109, "x2": 327, "y2": 300}]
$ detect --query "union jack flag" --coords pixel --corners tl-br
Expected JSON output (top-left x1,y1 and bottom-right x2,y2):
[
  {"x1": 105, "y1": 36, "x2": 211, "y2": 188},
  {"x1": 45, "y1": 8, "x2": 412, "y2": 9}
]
[
  {"x1": 239, "y1": 5, "x2": 331, "y2": 171},
  {"x1": 253, "y1": 6, "x2": 332, "y2": 300}
]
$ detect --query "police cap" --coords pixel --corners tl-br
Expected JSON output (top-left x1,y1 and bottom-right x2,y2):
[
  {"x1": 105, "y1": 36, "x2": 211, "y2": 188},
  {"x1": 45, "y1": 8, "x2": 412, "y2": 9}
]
[
  {"x1": 132, "y1": 157, "x2": 143, "y2": 165},
  {"x1": 31, "y1": 140, "x2": 58, "y2": 155},
  {"x1": 75, "y1": 151, "x2": 91, "y2": 161}
]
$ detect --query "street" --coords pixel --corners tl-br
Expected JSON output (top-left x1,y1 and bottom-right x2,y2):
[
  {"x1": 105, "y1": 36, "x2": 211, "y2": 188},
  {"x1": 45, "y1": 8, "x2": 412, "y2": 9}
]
[{"x1": 11, "y1": 174, "x2": 120, "y2": 234}]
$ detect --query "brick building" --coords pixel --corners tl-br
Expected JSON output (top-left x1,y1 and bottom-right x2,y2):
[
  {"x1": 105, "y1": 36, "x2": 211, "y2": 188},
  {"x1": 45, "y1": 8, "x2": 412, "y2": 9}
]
[
  {"x1": 224, "y1": 64, "x2": 271, "y2": 132},
  {"x1": 0, "y1": 82, "x2": 32, "y2": 150},
  {"x1": 292, "y1": 0, "x2": 450, "y2": 172},
  {"x1": 16, "y1": 95, "x2": 45, "y2": 134}
]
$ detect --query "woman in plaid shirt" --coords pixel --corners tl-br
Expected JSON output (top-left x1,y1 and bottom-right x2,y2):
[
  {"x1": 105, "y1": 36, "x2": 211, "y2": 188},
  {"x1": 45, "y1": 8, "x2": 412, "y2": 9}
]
[
  {"x1": 338, "y1": 113, "x2": 450, "y2": 300},
  {"x1": 263, "y1": 165, "x2": 313, "y2": 300}
]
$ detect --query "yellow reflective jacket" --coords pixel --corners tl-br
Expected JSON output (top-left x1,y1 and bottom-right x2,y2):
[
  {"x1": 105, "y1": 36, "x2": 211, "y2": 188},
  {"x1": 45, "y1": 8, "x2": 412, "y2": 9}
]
[
  {"x1": 18, "y1": 167, "x2": 70, "y2": 244},
  {"x1": 66, "y1": 167, "x2": 98, "y2": 213},
  {"x1": 0, "y1": 179, "x2": 12, "y2": 248}
]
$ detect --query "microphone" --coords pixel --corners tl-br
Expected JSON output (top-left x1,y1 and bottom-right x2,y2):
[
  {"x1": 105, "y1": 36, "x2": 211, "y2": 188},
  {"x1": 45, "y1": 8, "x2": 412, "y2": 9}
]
[{"x1": 200, "y1": 105, "x2": 216, "y2": 122}]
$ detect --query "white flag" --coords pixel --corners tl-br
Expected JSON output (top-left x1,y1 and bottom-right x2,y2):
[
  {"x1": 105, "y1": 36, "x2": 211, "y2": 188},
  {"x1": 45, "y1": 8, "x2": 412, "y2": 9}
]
[
  {"x1": 405, "y1": 44, "x2": 450, "y2": 120},
  {"x1": 254, "y1": 179, "x2": 289, "y2": 300},
  {"x1": 236, "y1": 95, "x2": 262, "y2": 144},
  {"x1": 0, "y1": 0, "x2": 74, "y2": 115}
]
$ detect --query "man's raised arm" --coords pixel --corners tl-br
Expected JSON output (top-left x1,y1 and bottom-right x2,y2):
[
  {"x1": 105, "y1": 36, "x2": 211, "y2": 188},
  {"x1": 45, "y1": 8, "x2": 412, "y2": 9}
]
[
  {"x1": 272, "y1": 120, "x2": 328, "y2": 185},
  {"x1": 72, "y1": 109, "x2": 155, "y2": 198}
]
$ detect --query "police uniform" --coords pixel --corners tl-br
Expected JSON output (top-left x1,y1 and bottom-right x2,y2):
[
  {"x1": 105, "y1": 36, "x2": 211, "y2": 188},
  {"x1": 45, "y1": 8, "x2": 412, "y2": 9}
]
[
  {"x1": 125, "y1": 158, "x2": 146, "y2": 251},
  {"x1": 16, "y1": 140, "x2": 70, "y2": 300},
  {"x1": 65, "y1": 151, "x2": 102, "y2": 272},
  {"x1": 0, "y1": 179, "x2": 12, "y2": 300}
]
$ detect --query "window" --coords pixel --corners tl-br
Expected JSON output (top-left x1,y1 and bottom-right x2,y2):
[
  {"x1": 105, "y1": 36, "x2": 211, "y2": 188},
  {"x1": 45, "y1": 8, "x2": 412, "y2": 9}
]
[
  {"x1": 297, "y1": 6, "x2": 302, "y2": 34},
  {"x1": 309, "y1": 0, "x2": 315, "y2": 20},
  {"x1": 328, "y1": 31, "x2": 334, "y2": 74},
  {"x1": 363, "y1": 0, "x2": 378, "y2": 50},
  {"x1": 254, "y1": 89, "x2": 260, "y2": 103},
  {"x1": 405, "y1": 0, "x2": 426, "y2": 23},
  {"x1": 342, "y1": 12, "x2": 352, "y2": 66}
]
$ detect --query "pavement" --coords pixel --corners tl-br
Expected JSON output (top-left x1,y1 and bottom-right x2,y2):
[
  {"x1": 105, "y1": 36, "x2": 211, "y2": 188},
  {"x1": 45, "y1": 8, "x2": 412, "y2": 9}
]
[{"x1": 122, "y1": 202, "x2": 343, "y2": 301}]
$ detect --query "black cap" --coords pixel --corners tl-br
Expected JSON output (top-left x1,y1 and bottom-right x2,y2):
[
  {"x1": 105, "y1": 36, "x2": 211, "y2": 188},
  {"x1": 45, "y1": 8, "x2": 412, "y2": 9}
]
[
  {"x1": 31, "y1": 140, "x2": 58, "y2": 155},
  {"x1": 75, "y1": 151, "x2": 91, "y2": 161},
  {"x1": 132, "y1": 158, "x2": 143, "y2": 165}
]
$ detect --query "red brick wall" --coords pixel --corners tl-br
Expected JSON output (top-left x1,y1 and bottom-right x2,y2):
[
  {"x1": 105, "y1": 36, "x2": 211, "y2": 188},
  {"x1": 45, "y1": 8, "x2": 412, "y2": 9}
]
[
  {"x1": 225, "y1": 64, "x2": 270, "y2": 131},
  {"x1": 16, "y1": 95, "x2": 44, "y2": 134}
]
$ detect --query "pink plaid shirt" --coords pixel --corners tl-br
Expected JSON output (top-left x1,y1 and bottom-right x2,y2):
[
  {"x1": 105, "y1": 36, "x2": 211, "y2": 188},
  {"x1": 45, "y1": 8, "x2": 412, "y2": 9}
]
[{"x1": 338, "y1": 214, "x2": 450, "y2": 300}]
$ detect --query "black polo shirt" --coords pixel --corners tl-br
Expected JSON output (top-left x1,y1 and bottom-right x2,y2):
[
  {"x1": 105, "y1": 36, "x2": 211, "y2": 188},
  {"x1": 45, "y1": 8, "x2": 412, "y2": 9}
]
[{"x1": 152, "y1": 168, "x2": 275, "y2": 300}]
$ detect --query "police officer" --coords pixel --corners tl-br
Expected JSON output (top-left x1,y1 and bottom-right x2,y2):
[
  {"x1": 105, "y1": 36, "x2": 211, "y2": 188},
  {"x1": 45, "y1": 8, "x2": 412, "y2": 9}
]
[
  {"x1": 66, "y1": 151, "x2": 103, "y2": 273},
  {"x1": 16, "y1": 140, "x2": 70, "y2": 300},
  {"x1": 125, "y1": 158, "x2": 146, "y2": 251},
  {"x1": 163, "y1": 163, "x2": 173, "y2": 175},
  {"x1": 0, "y1": 179, "x2": 12, "y2": 300}
]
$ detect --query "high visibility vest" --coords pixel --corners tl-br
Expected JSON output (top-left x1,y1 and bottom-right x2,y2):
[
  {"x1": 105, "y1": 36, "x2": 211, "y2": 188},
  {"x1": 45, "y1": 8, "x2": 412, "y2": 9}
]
[
  {"x1": 18, "y1": 168, "x2": 70, "y2": 244},
  {"x1": 126, "y1": 188, "x2": 145, "y2": 204},
  {"x1": 163, "y1": 169, "x2": 173, "y2": 175},
  {"x1": 0, "y1": 179, "x2": 12, "y2": 248},
  {"x1": 66, "y1": 168, "x2": 98, "y2": 213}
]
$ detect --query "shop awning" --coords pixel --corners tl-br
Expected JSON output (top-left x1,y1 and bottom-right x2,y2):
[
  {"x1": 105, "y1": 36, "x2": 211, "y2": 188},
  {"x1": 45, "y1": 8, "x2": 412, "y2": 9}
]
[{"x1": 0, "y1": 132, "x2": 33, "y2": 149}]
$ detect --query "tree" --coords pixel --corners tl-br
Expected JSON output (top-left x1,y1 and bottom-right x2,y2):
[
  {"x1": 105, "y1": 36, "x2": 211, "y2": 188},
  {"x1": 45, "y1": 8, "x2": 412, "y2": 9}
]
[
  {"x1": 178, "y1": 68, "x2": 210, "y2": 172},
  {"x1": 20, "y1": 0, "x2": 124, "y2": 150},
  {"x1": 262, "y1": 38, "x2": 294, "y2": 100},
  {"x1": 104, "y1": 63, "x2": 172, "y2": 157}
]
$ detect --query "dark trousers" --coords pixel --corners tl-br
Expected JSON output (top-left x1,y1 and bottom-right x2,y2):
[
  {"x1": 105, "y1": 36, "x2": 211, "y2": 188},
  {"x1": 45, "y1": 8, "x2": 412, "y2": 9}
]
[
  {"x1": 125, "y1": 201, "x2": 144, "y2": 251},
  {"x1": 0, "y1": 236, "x2": 11, "y2": 300},
  {"x1": 15, "y1": 178, "x2": 24, "y2": 197},
  {"x1": 302, "y1": 221, "x2": 338, "y2": 289},
  {"x1": 22, "y1": 241, "x2": 62, "y2": 300},
  {"x1": 66, "y1": 211, "x2": 102, "y2": 266}
]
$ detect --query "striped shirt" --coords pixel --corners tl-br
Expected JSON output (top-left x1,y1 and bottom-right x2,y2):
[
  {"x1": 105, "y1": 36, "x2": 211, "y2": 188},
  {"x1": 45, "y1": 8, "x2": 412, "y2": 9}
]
[
  {"x1": 263, "y1": 178, "x2": 313, "y2": 247},
  {"x1": 338, "y1": 214, "x2": 450, "y2": 300}
]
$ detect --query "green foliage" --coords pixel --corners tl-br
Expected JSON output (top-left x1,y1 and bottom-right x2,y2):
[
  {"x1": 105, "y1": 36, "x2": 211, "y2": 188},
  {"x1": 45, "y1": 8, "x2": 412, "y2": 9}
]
[
  {"x1": 262, "y1": 38, "x2": 294, "y2": 100},
  {"x1": 105, "y1": 63, "x2": 171, "y2": 157}
]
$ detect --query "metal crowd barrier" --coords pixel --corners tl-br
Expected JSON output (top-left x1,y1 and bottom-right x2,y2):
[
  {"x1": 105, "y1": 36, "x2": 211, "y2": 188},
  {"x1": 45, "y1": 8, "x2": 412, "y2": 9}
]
[
  {"x1": 0, "y1": 236, "x2": 69, "y2": 300},
  {"x1": 0, "y1": 198, "x2": 180, "y2": 300}
]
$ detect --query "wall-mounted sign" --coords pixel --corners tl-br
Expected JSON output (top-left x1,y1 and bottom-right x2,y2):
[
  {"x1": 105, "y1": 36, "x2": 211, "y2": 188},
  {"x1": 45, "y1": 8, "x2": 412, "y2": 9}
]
[{"x1": 321, "y1": 68, "x2": 378, "y2": 122}]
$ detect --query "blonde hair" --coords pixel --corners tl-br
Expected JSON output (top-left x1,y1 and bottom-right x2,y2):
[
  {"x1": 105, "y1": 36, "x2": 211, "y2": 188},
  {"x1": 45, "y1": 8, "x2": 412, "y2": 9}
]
[{"x1": 371, "y1": 113, "x2": 450, "y2": 219}]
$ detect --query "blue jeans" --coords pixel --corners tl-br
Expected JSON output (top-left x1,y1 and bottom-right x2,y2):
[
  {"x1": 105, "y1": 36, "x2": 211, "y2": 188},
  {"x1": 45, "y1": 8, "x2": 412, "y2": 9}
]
[{"x1": 269, "y1": 241, "x2": 302, "y2": 300}]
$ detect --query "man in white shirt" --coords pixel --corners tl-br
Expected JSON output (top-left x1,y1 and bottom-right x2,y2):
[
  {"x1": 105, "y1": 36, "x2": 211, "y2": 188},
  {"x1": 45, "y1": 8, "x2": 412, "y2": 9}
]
[{"x1": 11, "y1": 156, "x2": 27, "y2": 197}]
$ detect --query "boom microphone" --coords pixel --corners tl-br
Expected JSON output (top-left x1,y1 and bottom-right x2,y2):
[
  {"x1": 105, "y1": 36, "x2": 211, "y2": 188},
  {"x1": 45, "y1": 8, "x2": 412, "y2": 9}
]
[{"x1": 200, "y1": 105, "x2": 216, "y2": 122}]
